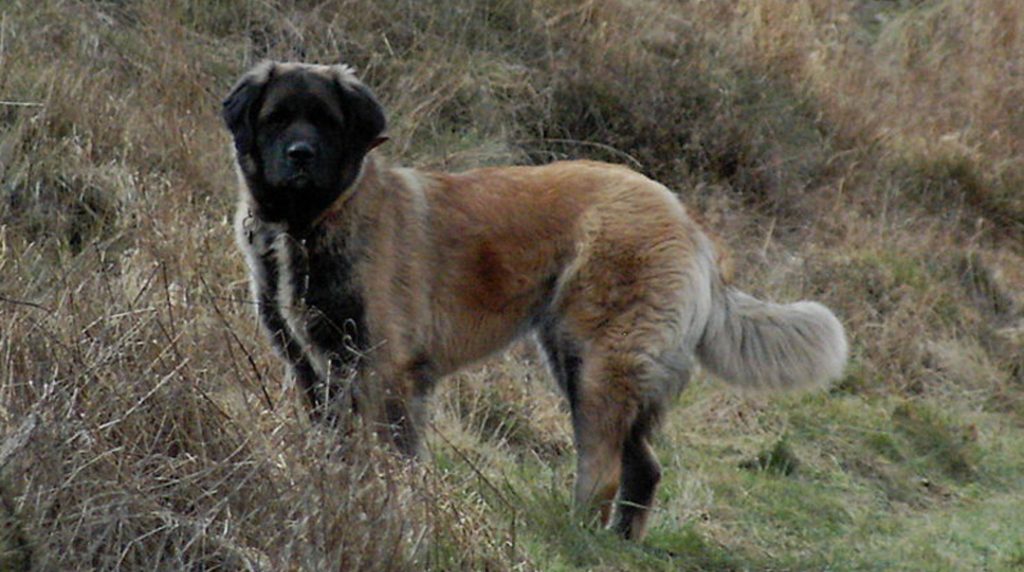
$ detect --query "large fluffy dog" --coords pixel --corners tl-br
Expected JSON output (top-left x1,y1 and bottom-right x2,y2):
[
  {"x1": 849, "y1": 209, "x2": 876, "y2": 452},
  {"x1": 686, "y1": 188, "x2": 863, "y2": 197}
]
[{"x1": 223, "y1": 61, "x2": 848, "y2": 540}]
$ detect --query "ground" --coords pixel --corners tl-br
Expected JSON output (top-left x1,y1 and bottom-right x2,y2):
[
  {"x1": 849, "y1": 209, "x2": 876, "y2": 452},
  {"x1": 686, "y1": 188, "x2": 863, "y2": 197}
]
[{"x1": 1, "y1": 0, "x2": 1022, "y2": 570}]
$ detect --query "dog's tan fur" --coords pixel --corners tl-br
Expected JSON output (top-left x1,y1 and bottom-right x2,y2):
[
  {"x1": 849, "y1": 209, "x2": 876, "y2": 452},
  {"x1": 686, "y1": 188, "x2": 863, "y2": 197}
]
[{"x1": 227, "y1": 62, "x2": 848, "y2": 540}]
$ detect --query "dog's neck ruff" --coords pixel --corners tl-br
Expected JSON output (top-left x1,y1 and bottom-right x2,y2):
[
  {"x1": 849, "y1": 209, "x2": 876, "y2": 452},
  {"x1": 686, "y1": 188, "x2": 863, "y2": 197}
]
[{"x1": 307, "y1": 153, "x2": 379, "y2": 232}]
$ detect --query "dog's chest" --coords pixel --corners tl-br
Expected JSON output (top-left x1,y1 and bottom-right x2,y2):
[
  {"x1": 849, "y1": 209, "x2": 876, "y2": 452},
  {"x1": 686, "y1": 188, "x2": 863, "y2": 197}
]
[
  {"x1": 296, "y1": 236, "x2": 369, "y2": 357},
  {"x1": 243, "y1": 216, "x2": 370, "y2": 368}
]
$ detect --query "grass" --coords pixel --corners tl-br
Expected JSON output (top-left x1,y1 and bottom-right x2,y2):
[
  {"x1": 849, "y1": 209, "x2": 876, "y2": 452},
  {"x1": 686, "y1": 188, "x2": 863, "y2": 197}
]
[{"x1": 1, "y1": 0, "x2": 1023, "y2": 569}]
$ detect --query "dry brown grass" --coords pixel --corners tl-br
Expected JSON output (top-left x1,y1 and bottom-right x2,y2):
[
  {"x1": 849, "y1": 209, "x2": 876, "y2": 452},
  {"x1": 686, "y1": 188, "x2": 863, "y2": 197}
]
[
  {"x1": 708, "y1": 0, "x2": 1024, "y2": 231},
  {"x1": 1, "y1": 0, "x2": 1022, "y2": 570}
]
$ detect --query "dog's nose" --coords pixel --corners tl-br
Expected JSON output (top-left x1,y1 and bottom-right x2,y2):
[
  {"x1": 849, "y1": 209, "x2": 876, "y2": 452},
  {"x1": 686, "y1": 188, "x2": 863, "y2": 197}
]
[{"x1": 286, "y1": 141, "x2": 315, "y2": 162}]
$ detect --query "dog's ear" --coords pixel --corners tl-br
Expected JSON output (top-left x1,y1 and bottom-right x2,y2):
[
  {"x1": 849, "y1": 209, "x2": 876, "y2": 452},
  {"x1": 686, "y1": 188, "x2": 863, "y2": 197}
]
[
  {"x1": 330, "y1": 66, "x2": 387, "y2": 151},
  {"x1": 222, "y1": 61, "x2": 275, "y2": 155}
]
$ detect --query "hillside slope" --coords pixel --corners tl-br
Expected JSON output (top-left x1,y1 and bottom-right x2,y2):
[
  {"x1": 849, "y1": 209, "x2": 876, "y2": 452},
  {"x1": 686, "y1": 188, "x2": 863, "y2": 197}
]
[{"x1": 1, "y1": 0, "x2": 1022, "y2": 570}]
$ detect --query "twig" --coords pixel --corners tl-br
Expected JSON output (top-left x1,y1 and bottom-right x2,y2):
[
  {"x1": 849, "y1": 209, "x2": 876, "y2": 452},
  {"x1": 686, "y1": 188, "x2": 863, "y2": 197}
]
[
  {"x1": 0, "y1": 414, "x2": 38, "y2": 469},
  {"x1": 428, "y1": 421, "x2": 521, "y2": 510},
  {"x1": 0, "y1": 100, "x2": 43, "y2": 108},
  {"x1": 197, "y1": 273, "x2": 275, "y2": 412},
  {"x1": 527, "y1": 137, "x2": 645, "y2": 169},
  {"x1": 760, "y1": 217, "x2": 776, "y2": 261},
  {"x1": 202, "y1": 294, "x2": 260, "y2": 307},
  {"x1": 97, "y1": 359, "x2": 188, "y2": 431},
  {"x1": 0, "y1": 294, "x2": 53, "y2": 313}
]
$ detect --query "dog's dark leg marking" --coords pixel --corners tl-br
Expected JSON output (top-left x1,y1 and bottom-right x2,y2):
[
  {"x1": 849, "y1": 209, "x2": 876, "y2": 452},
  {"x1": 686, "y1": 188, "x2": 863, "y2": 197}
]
[
  {"x1": 612, "y1": 410, "x2": 662, "y2": 540},
  {"x1": 301, "y1": 231, "x2": 368, "y2": 361},
  {"x1": 258, "y1": 251, "x2": 323, "y2": 411},
  {"x1": 383, "y1": 354, "x2": 435, "y2": 455},
  {"x1": 246, "y1": 226, "x2": 325, "y2": 418},
  {"x1": 538, "y1": 319, "x2": 582, "y2": 414},
  {"x1": 280, "y1": 228, "x2": 370, "y2": 423},
  {"x1": 384, "y1": 398, "x2": 418, "y2": 455}
]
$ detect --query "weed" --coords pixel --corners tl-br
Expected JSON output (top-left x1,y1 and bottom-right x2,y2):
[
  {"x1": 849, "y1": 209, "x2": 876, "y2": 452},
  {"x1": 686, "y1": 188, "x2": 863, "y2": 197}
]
[{"x1": 739, "y1": 435, "x2": 800, "y2": 476}]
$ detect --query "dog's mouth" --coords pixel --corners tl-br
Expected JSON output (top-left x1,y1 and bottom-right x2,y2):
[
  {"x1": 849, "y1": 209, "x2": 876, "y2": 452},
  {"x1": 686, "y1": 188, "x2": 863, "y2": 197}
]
[{"x1": 287, "y1": 172, "x2": 313, "y2": 188}]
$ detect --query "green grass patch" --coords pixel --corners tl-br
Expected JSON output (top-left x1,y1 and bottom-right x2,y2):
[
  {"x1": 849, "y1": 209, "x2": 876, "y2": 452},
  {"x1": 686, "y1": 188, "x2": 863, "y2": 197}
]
[{"x1": 739, "y1": 435, "x2": 800, "y2": 476}]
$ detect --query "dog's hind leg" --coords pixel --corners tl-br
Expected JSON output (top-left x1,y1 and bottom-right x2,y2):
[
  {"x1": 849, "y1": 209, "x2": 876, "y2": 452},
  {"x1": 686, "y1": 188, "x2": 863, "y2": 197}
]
[
  {"x1": 570, "y1": 350, "x2": 648, "y2": 528},
  {"x1": 560, "y1": 308, "x2": 694, "y2": 537},
  {"x1": 539, "y1": 322, "x2": 625, "y2": 525},
  {"x1": 612, "y1": 411, "x2": 662, "y2": 540},
  {"x1": 537, "y1": 320, "x2": 583, "y2": 416}
]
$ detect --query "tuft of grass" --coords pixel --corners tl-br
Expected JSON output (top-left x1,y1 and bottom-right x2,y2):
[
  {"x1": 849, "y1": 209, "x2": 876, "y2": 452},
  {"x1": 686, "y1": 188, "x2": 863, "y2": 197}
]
[
  {"x1": 739, "y1": 435, "x2": 800, "y2": 476},
  {"x1": 891, "y1": 400, "x2": 980, "y2": 482},
  {"x1": 0, "y1": 481, "x2": 31, "y2": 572}
]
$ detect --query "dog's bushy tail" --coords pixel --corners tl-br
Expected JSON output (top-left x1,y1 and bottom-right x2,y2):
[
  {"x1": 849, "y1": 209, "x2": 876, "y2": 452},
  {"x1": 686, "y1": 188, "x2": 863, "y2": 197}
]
[{"x1": 696, "y1": 285, "x2": 848, "y2": 390}]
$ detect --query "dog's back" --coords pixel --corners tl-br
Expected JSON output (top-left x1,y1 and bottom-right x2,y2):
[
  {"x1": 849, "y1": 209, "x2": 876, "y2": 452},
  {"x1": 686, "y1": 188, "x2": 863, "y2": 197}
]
[{"x1": 397, "y1": 158, "x2": 847, "y2": 538}]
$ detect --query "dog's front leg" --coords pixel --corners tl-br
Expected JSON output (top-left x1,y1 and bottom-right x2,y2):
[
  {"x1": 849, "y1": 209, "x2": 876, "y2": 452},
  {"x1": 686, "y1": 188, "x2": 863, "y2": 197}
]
[
  {"x1": 237, "y1": 212, "x2": 328, "y2": 420},
  {"x1": 383, "y1": 394, "x2": 419, "y2": 456},
  {"x1": 377, "y1": 358, "x2": 435, "y2": 457}
]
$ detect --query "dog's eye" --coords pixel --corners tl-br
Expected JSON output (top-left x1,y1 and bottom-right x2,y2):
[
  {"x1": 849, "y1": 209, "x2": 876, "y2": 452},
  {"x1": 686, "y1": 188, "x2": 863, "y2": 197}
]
[
  {"x1": 314, "y1": 111, "x2": 342, "y2": 131},
  {"x1": 263, "y1": 109, "x2": 290, "y2": 128}
]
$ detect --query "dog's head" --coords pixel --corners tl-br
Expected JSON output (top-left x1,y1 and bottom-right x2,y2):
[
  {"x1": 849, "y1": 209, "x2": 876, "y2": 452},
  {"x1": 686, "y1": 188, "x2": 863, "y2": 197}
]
[{"x1": 223, "y1": 61, "x2": 386, "y2": 229}]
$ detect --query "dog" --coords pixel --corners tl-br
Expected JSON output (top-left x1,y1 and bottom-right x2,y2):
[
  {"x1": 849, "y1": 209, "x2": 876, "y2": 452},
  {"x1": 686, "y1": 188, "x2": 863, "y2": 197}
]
[{"x1": 222, "y1": 61, "x2": 848, "y2": 540}]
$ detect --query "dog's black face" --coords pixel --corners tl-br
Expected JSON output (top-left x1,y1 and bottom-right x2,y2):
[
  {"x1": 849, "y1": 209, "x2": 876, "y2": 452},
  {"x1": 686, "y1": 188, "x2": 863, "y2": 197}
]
[{"x1": 223, "y1": 63, "x2": 386, "y2": 231}]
